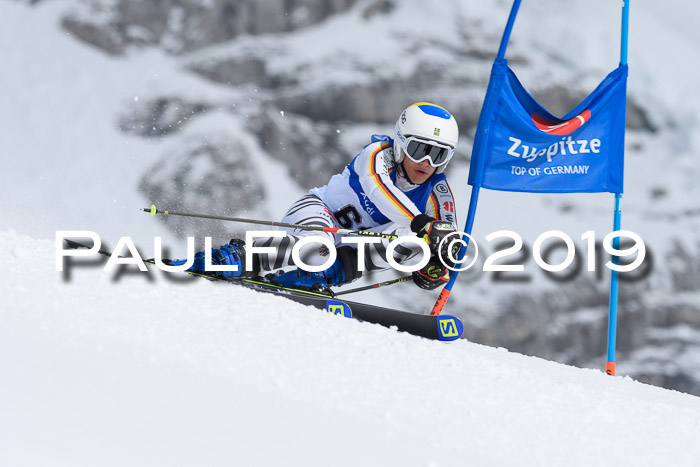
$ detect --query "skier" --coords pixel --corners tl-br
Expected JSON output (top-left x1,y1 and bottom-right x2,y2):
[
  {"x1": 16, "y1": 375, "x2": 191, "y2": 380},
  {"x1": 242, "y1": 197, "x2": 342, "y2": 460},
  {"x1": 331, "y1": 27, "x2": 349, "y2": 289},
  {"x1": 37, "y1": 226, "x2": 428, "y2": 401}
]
[{"x1": 191, "y1": 102, "x2": 460, "y2": 291}]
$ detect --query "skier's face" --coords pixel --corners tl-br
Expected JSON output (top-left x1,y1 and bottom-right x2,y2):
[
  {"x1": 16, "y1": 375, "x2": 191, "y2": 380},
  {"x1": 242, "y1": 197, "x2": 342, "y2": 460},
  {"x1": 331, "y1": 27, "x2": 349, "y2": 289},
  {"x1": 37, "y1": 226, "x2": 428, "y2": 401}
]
[{"x1": 403, "y1": 157, "x2": 436, "y2": 184}]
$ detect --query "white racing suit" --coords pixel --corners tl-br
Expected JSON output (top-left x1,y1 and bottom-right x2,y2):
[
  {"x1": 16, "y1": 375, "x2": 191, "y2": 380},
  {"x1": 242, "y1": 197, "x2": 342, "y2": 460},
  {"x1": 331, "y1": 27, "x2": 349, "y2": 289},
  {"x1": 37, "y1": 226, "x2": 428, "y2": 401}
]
[{"x1": 253, "y1": 134, "x2": 457, "y2": 275}]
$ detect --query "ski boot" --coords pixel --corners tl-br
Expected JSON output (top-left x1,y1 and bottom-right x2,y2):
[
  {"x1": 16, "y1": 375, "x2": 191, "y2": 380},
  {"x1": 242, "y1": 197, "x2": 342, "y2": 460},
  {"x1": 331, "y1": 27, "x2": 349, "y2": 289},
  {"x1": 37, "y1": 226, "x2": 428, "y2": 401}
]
[
  {"x1": 170, "y1": 239, "x2": 257, "y2": 279},
  {"x1": 272, "y1": 246, "x2": 361, "y2": 292}
]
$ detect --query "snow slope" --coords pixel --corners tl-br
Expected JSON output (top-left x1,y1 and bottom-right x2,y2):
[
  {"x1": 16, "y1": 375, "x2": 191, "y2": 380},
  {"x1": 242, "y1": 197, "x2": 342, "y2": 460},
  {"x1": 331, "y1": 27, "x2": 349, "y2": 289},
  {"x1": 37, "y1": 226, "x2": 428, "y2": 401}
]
[{"x1": 2, "y1": 231, "x2": 700, "y2": 466}]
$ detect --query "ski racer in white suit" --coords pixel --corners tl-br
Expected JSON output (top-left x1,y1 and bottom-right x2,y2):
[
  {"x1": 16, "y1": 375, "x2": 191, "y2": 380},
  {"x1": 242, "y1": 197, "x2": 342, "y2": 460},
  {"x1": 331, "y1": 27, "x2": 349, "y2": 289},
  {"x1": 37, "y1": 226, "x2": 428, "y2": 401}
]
[{"x1": 195, "y1": 102, "x2": 461, "y2": 291}]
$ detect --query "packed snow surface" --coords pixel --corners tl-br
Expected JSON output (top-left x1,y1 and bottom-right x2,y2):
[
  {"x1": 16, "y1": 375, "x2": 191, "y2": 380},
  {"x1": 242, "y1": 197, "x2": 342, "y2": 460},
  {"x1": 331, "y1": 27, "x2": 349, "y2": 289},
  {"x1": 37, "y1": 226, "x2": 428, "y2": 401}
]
[{"x1": 2, "y1": 230, "x2": 700, "y2": 466}]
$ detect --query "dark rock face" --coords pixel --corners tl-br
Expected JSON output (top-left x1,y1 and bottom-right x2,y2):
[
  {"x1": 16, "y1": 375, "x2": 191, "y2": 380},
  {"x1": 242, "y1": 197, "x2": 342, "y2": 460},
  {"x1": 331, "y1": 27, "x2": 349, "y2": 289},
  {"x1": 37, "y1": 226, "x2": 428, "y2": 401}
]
[
  {"x1": 139, "y1": 134, "x2": 266, "y2": 244},
  {"x1": 458, "y1": 272, "x2": 700, "y2": 396},
  {"x1": 188, "y1": 56, "x2": 273, "y2": 88},
  {"x1": 244, "y1": 108, "x2": 348, "y2": 188},
  {"x1": 61, "y1": 0, "x2": 360, "y2": 55},
  {"x1": 118, "y1": 97, "x2": 209, "y2": 137}
]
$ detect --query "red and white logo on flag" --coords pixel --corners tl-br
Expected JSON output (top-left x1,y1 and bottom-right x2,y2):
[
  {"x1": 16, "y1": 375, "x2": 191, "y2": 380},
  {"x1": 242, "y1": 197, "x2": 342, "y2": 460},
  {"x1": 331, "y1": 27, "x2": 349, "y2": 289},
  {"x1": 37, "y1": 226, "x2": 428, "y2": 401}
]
[{"x1": 531, "y1": 110, "x2": 591, "y2": 135}]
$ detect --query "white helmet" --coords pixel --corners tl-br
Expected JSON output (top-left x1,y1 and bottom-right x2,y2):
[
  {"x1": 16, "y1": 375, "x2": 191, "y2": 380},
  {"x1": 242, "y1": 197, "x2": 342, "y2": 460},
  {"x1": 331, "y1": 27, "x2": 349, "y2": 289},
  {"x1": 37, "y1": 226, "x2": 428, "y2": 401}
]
[{"x1": 394, "y1": 102, "x2": 459, "y2": 174}]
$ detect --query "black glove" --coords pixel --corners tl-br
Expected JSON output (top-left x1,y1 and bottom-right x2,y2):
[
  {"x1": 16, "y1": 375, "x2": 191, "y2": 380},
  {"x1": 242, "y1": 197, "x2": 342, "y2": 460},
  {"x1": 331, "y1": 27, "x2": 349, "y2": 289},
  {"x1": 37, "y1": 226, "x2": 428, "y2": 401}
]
[
  {"x1": 412, "y1": 257, "x2": 450, "y2": 290},
  {"x1": 410, "y1": 214, "x2": 456, "y2": 256},
  {"x1": 440, "y1": 238, "x2": 462, "y2": 269}
]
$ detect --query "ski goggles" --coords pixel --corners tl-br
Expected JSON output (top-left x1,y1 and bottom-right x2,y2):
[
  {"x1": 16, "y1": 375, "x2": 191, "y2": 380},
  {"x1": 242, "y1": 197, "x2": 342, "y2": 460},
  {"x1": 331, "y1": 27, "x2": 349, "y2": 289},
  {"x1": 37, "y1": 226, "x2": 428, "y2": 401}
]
[{"x1": 400, "y1": 136, "x2": 455, "y2": 167}]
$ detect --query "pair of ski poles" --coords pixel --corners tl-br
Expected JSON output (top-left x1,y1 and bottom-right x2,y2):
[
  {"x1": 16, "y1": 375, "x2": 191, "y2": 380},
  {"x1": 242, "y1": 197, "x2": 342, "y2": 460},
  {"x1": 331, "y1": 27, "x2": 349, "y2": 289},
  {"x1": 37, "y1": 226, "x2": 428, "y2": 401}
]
[{"x1": 142, "y1": 205, "x2": 412, "y2": 296}]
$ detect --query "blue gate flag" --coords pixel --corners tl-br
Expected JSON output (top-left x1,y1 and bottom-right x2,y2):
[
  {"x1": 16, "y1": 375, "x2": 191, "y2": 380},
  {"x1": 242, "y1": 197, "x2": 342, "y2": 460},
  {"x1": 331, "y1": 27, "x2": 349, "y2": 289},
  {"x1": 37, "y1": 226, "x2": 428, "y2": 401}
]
[{"x1": 468, "y1": 59, "x2": 628, "y2": 193}]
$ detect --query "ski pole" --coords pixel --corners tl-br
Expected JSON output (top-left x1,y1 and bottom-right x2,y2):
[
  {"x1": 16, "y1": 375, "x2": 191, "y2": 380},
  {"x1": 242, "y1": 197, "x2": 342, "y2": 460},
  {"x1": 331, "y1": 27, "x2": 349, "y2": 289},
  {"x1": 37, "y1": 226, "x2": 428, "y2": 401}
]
[
  {"x1": 334, "y1": 275, "x2": 412, "y2": 296},
  {"x1": 142, "y1": 204, "x2": 400, "y2": 241}
]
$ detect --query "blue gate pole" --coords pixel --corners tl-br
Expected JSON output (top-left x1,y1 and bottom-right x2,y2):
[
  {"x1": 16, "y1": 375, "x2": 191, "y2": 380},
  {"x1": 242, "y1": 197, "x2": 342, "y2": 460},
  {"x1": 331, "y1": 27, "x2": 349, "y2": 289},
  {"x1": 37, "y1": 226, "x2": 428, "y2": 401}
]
[
  {"x1": 430, "y1": 0, "x2": 522, "y2": 316},
  {"x1": 606, "y1": 194, "x2": 623, "y2": 375},
  {"x1": 620, "y1": 0, "x2": 630, "y2": 66},
  {"x1": 606, "y1": 0, "x2": 630, "y2": 376},
  {"x1": 497, "y1": 0, "x2": 522, "y2": 61}
]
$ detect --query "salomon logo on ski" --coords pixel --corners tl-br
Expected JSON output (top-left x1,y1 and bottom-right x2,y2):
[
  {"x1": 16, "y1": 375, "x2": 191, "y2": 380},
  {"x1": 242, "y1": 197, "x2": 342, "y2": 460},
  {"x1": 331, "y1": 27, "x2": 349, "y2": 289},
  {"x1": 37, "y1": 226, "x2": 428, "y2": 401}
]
[
  {"x1": 325, "y1": 300, "x2": 352, "y2": 318},
  {"x1": 436, "y1": 316, "x2": 463, "y2": 341}
]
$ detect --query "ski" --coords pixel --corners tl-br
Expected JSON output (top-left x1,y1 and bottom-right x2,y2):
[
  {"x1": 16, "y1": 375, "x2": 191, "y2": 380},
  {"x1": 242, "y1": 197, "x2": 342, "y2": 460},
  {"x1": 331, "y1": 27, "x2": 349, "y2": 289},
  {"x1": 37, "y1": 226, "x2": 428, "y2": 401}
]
[{"x1": 63, "y1": 239, "x2": 464, "y2": 341}]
